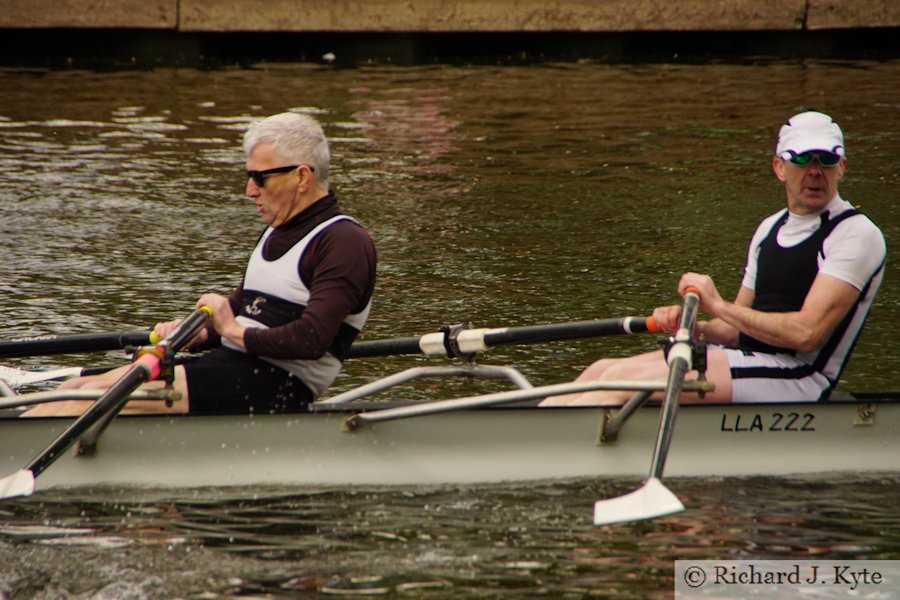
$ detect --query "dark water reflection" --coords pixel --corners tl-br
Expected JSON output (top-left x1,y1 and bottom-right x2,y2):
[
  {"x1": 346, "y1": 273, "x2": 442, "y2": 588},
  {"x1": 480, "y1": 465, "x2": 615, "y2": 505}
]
[{"x1": 1, "y1": 60, "x2": 900, "y2": 597}]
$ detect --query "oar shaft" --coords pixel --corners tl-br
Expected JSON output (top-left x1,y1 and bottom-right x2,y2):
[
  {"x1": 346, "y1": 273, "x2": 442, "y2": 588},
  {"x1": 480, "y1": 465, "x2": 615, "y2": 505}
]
[
  {"x1": 648, "y1": 291, "x2": 700, "y2": 479},
  {"x1": 347, "y1": 316, "x2": 658, "y2": 359},
  {"x1": 15, "y1": 307, "x2": 211, "y2": 483},
  {"x1": 479, "y1": 317, "x2": 657, "y2": 349},
  {"x1": 3, "y1": 316, "x2": 657, "y2": 361},
  {"x1": 346, "y1": 336, "x2": 422, "y2": 359},
  {"x1": 0, "y1": 331, "x2": 151, "y2": 359},
  {"x1": 160, "y1": 309, "x2": 210, "y2": 350},
  {"x1": 648, "y1": 358, "x2": 689, "y2": 479},
  {"x1": 25, "y1": 366, "x2": 150, "y2": 477}
]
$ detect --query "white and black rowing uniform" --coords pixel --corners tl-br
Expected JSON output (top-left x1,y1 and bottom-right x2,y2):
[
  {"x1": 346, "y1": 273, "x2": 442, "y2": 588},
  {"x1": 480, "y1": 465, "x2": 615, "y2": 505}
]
[
  {"x1": 723, "y1": 195, "x2": 885, "y2": 403},
  {"x1": 184, "y1": 193, "x2": 377, "y2": 414}
]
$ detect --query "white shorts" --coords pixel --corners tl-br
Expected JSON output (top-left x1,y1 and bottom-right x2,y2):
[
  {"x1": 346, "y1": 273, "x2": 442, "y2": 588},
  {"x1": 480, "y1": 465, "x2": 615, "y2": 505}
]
[{"x1": 719, "y1": 347, "x2": 832, "y2": 403}]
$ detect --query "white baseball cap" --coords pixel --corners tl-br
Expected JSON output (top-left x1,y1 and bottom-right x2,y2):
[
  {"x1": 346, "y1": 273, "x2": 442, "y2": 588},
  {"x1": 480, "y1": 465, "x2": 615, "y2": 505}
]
[{"x1": 775, "y1": 111, "x2": 845, "y2": 159}]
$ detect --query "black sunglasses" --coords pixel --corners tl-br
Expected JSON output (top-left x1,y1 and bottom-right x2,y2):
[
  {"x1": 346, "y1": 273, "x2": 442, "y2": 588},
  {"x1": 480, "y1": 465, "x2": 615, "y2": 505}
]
[
  {"x1": 246, "y1": 164, "x2": 314, "y2": 188},
  {"x1": 781, "y1": 150, "x2": 842, "y2": 168}
]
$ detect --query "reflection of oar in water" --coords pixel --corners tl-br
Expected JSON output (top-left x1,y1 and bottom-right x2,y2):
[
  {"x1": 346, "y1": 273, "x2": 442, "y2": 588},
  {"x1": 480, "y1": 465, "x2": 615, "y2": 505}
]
[
  {"x1": 1, "y1": 316, "x2": 661, "y2": 387},
  {"x1": 592, "y1": 288, "x2": 702, "y2": 526},
  {"x1": 0, "y1": 307, "x2": 212, "y2": 500}
]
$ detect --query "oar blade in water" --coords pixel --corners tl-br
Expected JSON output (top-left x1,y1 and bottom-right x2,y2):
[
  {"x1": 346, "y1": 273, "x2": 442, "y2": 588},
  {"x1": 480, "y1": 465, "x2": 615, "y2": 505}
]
[
  {"x1": 0, "y1": 469, "x2": 35, "y2": 499},
  {"x1": 593, "y1": 477, "x2": 684, "y2": 525},
  {"x1": 0, "y1": 365, "x2": 83, "y2": 388}
]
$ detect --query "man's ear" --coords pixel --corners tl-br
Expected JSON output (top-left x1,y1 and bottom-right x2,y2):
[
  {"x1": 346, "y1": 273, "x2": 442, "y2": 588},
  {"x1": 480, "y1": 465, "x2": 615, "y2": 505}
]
[
  {"x1": 772, "y1": 157, "x2": 787, "y2": 182},
  {"x1": 295, "y1": 166, "x2": 312, "y2": 193}
]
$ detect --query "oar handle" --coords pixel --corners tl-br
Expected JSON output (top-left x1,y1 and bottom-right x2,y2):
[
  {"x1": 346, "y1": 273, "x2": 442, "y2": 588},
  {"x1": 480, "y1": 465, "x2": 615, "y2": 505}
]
[
  {"x1": 158, "y1": 306, "x2": 213, "y2": 348},
  {"x1": 147, "y1": 306, "x2": 213, "y2": 346},
  {"x1": 677, "y1": 287, "x2": 701, "y2": 333}
]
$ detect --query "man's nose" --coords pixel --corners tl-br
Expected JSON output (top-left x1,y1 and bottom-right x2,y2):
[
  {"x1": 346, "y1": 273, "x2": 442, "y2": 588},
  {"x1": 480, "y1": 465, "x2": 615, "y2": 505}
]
[{"x1": 805, "y1": 160, "x2": 825, "y2": 175}]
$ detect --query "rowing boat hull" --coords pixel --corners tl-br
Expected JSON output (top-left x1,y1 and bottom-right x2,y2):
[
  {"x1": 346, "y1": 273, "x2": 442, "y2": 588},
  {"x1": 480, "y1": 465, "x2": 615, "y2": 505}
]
[{"x1": 2, "y1": 397, "x2": 898, "y2": 492}]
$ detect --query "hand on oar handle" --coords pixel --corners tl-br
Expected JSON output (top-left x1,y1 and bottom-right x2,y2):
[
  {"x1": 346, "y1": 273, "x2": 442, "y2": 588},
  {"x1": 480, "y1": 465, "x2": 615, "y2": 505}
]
[
  {"x1": 150, "y1": 304, "x2": 216, "y2": 348},
  {"x1": 650, "y1": 305, "x2": 682, "y2": 333},
  {"x1": 677, "y1": 274, "x2": 720, "y2": 312},
  {"x1": 650, "y1": 286, "x2": 703, "y2": 333},
  {"x1": 151, "y1": 318, "x2": 209, "y2": 349}
]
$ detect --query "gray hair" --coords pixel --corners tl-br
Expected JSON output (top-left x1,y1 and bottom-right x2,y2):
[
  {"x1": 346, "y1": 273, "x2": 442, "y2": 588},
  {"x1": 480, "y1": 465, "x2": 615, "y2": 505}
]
[{"x1": 243, "y1": 112, "x2": 330, "y2": 187}]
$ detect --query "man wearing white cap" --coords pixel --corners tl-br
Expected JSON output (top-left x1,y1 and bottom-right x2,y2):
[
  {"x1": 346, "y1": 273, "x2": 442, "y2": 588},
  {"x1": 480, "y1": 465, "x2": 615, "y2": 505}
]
[{"x1": 545, "y1": 111, "x2": 885, "y2": 405}]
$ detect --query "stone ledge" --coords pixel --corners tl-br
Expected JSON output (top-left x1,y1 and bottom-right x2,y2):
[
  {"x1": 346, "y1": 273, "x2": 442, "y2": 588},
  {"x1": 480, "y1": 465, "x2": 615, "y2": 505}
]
[
  {"x1": 1, "y1": 0, "x2": 898, "y2": 32},
  {"x1": 807, "y1": 0, "x2": 900, "y2": 29},
  {"x1": 0, "y1": 0, "x2": 176, "y2": 28},
  {"x1": 179, "y1": 0, "x2": 805, "y2": 33}
]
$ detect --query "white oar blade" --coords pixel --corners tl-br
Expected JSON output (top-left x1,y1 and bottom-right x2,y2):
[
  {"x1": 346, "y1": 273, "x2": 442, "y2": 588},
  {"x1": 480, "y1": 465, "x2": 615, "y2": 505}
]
[
  {"x1": 0, "y1": 469, "x2": 36, "y2": 499},
  {"x1": 0, "y1": 365, "x2": 82, "y2": 388},
  {"x1": 593, "y1": 477, "x2": 684, "y2": 526}
]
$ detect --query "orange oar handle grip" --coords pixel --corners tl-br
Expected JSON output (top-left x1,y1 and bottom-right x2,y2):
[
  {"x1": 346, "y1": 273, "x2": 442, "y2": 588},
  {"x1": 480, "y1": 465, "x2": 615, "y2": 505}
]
[{"x1": 683, "y1": 285, "x2": 701, "y2": 298}]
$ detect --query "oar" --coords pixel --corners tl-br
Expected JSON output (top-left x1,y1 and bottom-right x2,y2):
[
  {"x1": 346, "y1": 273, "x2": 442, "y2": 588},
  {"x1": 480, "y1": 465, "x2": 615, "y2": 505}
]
[
  {"x1": 592, "y1": 289, "x2": 701, "y2": 526},
  {"x1": 1, "y1": 316, "x2": 658, "y2": 389},
  {"x1": 1, "y1": 315, "x2": 657, "y2": 363},
  {"x1": 0, "y1": 306, "x2": 212, "y2": 500},
  {"x1": 347, "y1": 316, "x2": 660, "y2": 359},
  {"x1": 0, "y1": 331, "x2": 151, "y2": 359}
]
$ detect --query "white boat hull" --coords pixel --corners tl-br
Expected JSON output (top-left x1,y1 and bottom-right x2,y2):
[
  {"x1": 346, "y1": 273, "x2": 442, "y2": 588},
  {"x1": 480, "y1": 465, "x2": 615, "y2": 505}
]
[{"x1": 2, "y1": 396, "x2": 898, "y2": 492}]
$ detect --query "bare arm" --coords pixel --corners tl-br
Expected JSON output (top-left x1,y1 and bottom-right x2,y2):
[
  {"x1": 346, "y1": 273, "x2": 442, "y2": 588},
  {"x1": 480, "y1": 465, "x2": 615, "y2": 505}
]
[
  {"x1": 695, "y1": 284, "x2": 752, "y2": 346},
  {"x1": 680, "y1": 272, "x2": 860, "y2": 353},
  {"x1": 651, "y1": 286, "x2": 751, "y2": 346}
]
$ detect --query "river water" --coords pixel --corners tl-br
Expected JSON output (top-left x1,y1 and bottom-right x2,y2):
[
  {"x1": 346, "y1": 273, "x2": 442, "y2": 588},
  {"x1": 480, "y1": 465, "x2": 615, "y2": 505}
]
[{"x1": 0, "y1": 58, "x2": 899, "y2": 597}]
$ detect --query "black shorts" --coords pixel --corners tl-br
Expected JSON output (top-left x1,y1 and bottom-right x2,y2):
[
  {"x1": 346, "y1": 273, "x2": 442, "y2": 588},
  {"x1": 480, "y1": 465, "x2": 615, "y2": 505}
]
[{"x1": 183, "y1": 347, "x2": 314, "y2": 415}]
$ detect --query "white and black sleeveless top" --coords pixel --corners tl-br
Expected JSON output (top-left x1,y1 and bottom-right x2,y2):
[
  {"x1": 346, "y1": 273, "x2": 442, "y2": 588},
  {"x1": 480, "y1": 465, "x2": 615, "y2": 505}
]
[
  {"x1": 740, "y1": 198, "x2": 885, "y2": 383},
  {"x1": 223, "y1": 215, "x2": 372, "y2": 396}
]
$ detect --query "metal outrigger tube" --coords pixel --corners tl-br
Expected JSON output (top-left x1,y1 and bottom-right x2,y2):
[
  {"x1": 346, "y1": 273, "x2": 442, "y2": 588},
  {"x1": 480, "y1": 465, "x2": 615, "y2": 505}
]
[
  {"x1": 315, "y1": 322, "x2": 713, "y2": 434},
  {"x1": 601, "y1": 332, "x2": 709, "y2": 443}
]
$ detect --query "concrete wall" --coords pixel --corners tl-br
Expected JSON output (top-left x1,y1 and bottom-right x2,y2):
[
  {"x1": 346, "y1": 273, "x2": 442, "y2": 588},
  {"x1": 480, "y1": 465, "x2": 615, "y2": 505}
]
[
  {"x1": 179, "y1": 1, "x2": 806, "y2": 32},
  {"x1": 0, "y1": 0, "x2": 177, "y2": 28},
  {"x1": 807, "y1": 0, "x2": 900, "y2": 30},
  {"x1": 1, "y1": 0, "x2": 898, "y2": 31}
]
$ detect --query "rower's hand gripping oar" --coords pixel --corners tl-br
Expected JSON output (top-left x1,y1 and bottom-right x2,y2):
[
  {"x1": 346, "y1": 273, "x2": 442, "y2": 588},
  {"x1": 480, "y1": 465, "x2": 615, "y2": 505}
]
[
  {"x1": 592, "y1": 288, "x2": 703, "y2": 526},
  {"x1": 0, "y1": 306, "x2": 212, "y2": 500}
]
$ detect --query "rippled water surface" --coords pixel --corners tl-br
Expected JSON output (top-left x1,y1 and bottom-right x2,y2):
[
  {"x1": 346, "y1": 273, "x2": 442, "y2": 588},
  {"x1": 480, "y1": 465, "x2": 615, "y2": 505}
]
[
  {"x1": 1, "y1": 58, "x2": 899, "y2": 597},
  {"x1": 2, "y1": 476, "x2": 900, "y2": 598}
]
